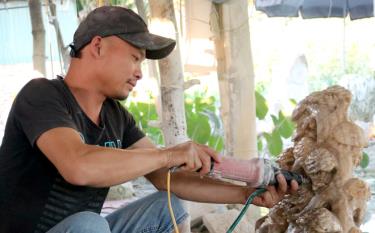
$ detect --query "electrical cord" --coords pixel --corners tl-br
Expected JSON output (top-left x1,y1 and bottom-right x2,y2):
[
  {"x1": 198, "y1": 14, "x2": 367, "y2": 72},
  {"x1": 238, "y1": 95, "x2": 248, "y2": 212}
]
[
  {"x1": 167, "y1": 169, "x2": 267, "y2": 233},
  {"x1": 226, "y1": 188, "x2": 267, "y2": 233}
]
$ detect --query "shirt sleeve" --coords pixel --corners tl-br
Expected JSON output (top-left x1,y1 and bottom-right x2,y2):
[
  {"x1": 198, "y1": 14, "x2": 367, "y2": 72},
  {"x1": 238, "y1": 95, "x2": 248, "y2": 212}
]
[
  {"x1": 120, "y1": 105, "x2": 145, "y2": 148},
  {"x1": 13, "y1": 78, "x2": 77, "y2": 146}
]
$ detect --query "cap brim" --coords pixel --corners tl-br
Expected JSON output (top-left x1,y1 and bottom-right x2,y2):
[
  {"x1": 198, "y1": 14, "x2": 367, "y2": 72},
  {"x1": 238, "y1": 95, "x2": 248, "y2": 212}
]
[{"x1": 117, "y1": 32, "x2": 176, "y2": 60}]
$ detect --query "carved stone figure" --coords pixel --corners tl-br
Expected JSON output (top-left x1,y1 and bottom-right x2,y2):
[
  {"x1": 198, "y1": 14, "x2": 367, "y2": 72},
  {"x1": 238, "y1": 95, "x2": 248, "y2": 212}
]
[{"x1": 256, "y1": 86, "x2": 371, "y2": 233}]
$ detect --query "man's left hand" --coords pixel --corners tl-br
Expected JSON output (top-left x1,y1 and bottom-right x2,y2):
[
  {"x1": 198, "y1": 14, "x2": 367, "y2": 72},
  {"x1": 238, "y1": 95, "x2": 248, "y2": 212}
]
[{"x1": 250, "y1": 174, "x2": 299, "y2": 208}]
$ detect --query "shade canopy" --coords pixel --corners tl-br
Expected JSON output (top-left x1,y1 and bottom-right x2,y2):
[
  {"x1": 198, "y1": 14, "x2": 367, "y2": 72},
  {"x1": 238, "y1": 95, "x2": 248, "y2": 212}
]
[{"x1": 255, "y1": 0, "x2": 375, "y2": 20}]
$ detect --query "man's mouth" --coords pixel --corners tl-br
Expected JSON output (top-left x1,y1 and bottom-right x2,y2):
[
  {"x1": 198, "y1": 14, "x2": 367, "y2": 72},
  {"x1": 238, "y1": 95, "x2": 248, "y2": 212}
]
[{"x1": 127, "y1": 81, "x2": 136, "y2": 88}]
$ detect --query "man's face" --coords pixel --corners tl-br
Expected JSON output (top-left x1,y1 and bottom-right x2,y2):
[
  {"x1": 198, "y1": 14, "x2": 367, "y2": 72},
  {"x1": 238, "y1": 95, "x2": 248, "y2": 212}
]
[{"x1": 99, "y1": 36, "x2": 145, "y2": 100}]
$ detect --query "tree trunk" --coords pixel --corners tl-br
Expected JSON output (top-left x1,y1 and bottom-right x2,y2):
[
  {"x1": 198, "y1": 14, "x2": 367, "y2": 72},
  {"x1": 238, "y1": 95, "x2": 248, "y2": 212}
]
[
  {"x1": 135, "y1": 0, "x2": 159, "y2": 89},
  {"x1": 210, "y1": 1, "x2": 261, "y2": 226},
  {"x1": 149, "y1": 1, "x2": 191, "y2": 232},
  {"x1": 47, "y1": 0, "x2": 70, "y2": 74},
  {"x1": 135, "y1": 0, "x2": 161, "y2": 127},
  {"x1": 211, "y1": 0, "x2": 257, "y2": 159},
  {"x1": 135, "y1": 0, "x2": 147, "y2": 22},
  {"x1": 149, "y1": 0, "x2": 189, "y2": 146},
  {"x1": 29, "y1": 0, "x2": 46, "y2": 76}
]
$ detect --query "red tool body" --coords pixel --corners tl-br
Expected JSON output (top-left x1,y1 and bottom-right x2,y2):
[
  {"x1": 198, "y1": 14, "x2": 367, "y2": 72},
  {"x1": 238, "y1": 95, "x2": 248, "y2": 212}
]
[{"x1": 209, "y1": 157, "x2": 308, "y2": 187}]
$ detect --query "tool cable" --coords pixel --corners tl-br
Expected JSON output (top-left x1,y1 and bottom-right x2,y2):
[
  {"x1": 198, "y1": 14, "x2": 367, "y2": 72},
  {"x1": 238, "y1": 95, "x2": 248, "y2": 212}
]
[{"x1": 167, "y1": 170, "x2": 267, "y2": 233}]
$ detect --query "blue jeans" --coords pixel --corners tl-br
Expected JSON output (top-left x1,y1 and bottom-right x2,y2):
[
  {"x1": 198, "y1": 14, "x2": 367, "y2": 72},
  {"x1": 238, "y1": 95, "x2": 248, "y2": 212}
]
[{"x1": 46, "y1": 191, "x2": 188, "y2": 233}]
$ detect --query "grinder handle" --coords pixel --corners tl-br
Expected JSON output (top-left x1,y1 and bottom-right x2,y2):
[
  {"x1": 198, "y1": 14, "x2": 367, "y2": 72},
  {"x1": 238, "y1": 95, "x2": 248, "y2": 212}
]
[{"x1": 270, "y1": 169, "x2": 305, "y2": 186}]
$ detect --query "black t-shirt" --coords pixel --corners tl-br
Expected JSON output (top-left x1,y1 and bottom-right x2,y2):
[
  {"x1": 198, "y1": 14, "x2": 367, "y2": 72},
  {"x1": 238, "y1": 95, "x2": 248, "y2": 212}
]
[{"x1": 0, "y1": 77, "x2": 145, "y2": 233}]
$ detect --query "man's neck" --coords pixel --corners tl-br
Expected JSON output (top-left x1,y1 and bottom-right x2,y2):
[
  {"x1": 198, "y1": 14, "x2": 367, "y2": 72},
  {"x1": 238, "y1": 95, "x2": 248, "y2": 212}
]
[{"x1": 64, "y1": 74, "x2": 105, "y2": 126}]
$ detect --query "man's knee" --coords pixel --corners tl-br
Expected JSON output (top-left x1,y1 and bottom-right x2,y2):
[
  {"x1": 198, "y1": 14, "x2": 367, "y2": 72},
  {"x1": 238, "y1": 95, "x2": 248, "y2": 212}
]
[
  {"x1": 50, "y1": 211, "x2": 111, "y2": 233},
  {"x1": 157, "y1": 191, "x2": 187, "y2": 218},
  {"x1": 154, "y1": 191, "x2": 189, "y2": 232},
  {"x1": 72, "y1": 211, "x2": 110, "y2": 233}
]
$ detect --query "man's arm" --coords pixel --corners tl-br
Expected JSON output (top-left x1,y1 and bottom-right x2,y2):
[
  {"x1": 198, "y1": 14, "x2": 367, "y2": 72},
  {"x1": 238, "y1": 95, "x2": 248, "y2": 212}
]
[
  {"x1": 36, "y1": 127, "x2": 218, "y2": 187},
  {"x1": 134, "y1": 138, "x2": 298, "y2": 207},
  {"x1": 37, "y1": 127, "x2": 166, "y2": 187},
  {"x1": 37, "y1": 127, "x2": 296, "y2": 207},
  {"x1": 134, "y1": 137, "x2": 246, "y2": 204}
]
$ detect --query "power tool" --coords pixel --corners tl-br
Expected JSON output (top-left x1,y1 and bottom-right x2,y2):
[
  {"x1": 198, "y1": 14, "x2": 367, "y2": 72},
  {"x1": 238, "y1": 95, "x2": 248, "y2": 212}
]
[{"x1": 207, "y1": 157, "x2": 309, "y2": 187}]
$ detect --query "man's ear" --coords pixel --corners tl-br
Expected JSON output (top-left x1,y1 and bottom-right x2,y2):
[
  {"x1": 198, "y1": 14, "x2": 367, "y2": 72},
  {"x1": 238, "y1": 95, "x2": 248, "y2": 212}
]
[{"x1": 88, "y1": 36, "x2": 103, "y2": 58}]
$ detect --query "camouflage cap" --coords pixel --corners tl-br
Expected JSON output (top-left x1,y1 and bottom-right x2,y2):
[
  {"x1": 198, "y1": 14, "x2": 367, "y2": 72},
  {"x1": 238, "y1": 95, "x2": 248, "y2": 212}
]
[{"x1": 70, "y1": 6, "x2": 176, "y2": 60}]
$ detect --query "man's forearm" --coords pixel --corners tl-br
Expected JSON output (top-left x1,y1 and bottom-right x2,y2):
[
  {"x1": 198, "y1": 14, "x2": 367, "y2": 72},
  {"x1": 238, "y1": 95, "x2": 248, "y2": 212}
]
[
  {"x1": 164, "y1": 171, "x2": 251, "y2": 205},
  {"x1": 37, "y1": 128, "x2": 170, "y2": 188},
  {"x1": 74, "y1": 145, "x2": 167, "y2": 187}
]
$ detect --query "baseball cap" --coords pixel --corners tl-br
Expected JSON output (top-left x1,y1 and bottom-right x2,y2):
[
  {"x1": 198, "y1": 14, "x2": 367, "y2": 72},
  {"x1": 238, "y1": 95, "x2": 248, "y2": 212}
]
[{"x1": 69, "y1": 6, "x2": 176, "y2": 60}]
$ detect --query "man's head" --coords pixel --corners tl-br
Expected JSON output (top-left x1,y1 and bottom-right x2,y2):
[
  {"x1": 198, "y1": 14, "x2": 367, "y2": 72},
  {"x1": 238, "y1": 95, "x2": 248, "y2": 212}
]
[
  {"x1": 69, "y1": 6, "x2": 176, "y2": 100},
  {"x1": 70, "y1": 6, "x2": 176, "y2": 60}
]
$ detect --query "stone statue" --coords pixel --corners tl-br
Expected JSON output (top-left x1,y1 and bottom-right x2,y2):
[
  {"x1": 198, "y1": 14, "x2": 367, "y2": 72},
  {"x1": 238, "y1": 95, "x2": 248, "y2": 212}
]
[{"x1": 255, "y1": 86, "x2": 371, "y2": 233}]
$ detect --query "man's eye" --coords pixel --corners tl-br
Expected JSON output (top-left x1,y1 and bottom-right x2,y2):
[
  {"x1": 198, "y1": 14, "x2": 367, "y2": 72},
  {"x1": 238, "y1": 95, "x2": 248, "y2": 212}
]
[{"x1": 132, "y1": 55, "x2": 140, "y2": 61}]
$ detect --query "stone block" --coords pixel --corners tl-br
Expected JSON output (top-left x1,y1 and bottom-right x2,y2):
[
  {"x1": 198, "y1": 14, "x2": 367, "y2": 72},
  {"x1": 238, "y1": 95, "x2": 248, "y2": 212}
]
[
  {"x1": 203, "y1": 209, "x2": 254, "y2": 233},
  {"x1": 188, "y1": 201, "x2": 227, "y2": 226}
]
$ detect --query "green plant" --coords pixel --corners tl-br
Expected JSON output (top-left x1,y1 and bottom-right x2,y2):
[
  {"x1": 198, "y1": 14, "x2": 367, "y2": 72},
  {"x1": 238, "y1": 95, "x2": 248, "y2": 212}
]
[
  {"x1": 258, "y1": 112, "x2": 296, "y2": 157},
  {"x1": 185, "y1": 92, "x2": 224, "y2": 152},
  {"x1": 255, "y1": 90, "x2": 268, "y2": 120},
  {"x1": 308, "y1": 44, "x2": 374, "y2": 92},
  {"x1": 360, "y1": 152, "x2": 370, "y2": 169},
  {"x1": 124, "y1": 90, "x2": 224, "y2": 152},
  {"x1": 255, "y1": 89, "x2": 296, "y2": 157},
  {"x1": 126, "y1": 101, "x2": 164, "y2": 145},
  {"x1": 125, "y1": 89, "x2": 295, "y2": 157}
]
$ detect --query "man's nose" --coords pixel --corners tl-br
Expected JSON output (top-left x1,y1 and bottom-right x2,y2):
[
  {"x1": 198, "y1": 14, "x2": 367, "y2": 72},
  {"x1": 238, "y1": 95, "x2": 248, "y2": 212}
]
[{"x1": 135, "y1": 66, "x2": 142, "y2": 80}]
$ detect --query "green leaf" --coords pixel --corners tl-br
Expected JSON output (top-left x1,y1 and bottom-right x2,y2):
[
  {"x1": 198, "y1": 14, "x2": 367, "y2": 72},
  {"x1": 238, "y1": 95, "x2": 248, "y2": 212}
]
[
  {"x1": 264, "y1": 131, "x2": 283, "y2": 156},
  {"x1": 194, "y1": 97, "x2": 203, "y2": 110},
  {"x1": 124, "y1": 91, "x2": 223, "y2": 148},
  {"x1": 201, "y1": 109, "x2": 221, "y2": 130},
  {"x1": 360, "y1": 152, "x2": 370, "y2": 169},
  {"x1": 255, "y1": 91, "x2": 268, "y2": 120},
  {"x1": 187, "y1": 114, "x2": 211, "y2": 144},
  {"x1": 194, "y1": 96, "x2": 216, "y2": 113},
  {"x1": 277, "y1": 111, "x2": 295, "y2": 138},
  {"x1": 76, "y1": 0, "x2": 83, "y2": 14},
  {"x1": 145, "y1": 128, "x2": 164, "y2": 145},
  {"x1": 208, "y1": 96, "x2": 216, "y2": 105},
  {"x1": 271, "y1": 114, "x2": 279, "y2": 126},
  {"x1": 208, "y1": 135, "x2": 224, "y2": 152},
  {"x1": 289, "y1": 98, "x2": 297, "y2": 106},
  {"x1": 127, "y1": 103, "x2": 142, "y2": 127},
  {"x1": 185, "y1": 101, "x2": 194, "y2": 114},
  {"x1": 257, "y1": 137, "x2": 263, "y2": 152}
]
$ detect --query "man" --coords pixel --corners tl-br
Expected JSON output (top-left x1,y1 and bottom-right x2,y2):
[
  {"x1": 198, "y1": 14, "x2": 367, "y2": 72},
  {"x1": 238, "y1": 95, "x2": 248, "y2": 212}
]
[{"x1": 0, "y1": 6, "x2": 298, "y2": 233}]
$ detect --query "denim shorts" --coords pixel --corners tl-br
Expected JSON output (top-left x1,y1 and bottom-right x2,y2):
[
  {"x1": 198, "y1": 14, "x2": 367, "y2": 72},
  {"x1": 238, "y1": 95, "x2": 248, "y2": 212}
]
[{"x1": 46, "y1": 191, "x2": 188, "y2": 233}]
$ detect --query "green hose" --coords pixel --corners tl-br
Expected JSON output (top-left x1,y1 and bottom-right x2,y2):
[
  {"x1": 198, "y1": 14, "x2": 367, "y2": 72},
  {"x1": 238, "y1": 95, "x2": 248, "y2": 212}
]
[{"x1": 226, "y1": 188, "x2": 267, "y2": 233}]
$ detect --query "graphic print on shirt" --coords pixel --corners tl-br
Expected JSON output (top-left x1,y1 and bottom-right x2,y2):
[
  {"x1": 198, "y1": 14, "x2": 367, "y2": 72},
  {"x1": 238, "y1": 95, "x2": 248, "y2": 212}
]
[{"x1": 78, "y1": 132, "x2": 122, "y2": 149}]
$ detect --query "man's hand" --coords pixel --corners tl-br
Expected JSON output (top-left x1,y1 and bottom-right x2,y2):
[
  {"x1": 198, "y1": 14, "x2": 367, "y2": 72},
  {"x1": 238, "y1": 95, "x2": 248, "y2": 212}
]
[
  {"x1": 250, "y1": 174, "x2": 299, "y2": 208},
  {"x1": 163, "y1": 141, "x2": 221, "y2": 176}
]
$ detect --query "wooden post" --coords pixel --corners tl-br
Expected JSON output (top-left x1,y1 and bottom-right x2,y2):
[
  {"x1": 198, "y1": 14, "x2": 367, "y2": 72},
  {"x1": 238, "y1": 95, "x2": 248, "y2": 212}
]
[
  {"x1": 47, "y1": 0, "x2": 70, "y2": 74},
  {"x1": 29, "y1": 0, "x2": 46, "y2": 76},
  {"x1": 149, "y1": 0, "x2": 189, "y2": 146},
  {"x1": 212, "y1": 0, "x2": 257, "y2": 159},
  {"x1": 149, "y1": 2, "x2": 191, "y2": 232}
]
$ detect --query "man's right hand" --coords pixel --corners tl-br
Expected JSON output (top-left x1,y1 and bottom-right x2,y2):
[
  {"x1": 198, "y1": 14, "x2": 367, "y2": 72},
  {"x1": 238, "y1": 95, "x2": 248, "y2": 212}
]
[{"x1": 163, "y1": 141, "x2": 221, "y2": 176}]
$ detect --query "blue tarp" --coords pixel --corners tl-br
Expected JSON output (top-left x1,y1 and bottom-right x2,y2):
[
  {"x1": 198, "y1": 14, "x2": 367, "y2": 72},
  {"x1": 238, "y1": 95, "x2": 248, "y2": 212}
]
[
  {"x1": 255, "y1": 0, "x2": 302, "y2": 17},
  {"x1": 255, "y1": 0, "x2": 374, "y2": 20},
  {"x1": 301, "y1": 0, "x2": 348, "y2": 18}
]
